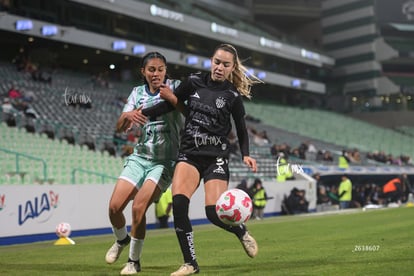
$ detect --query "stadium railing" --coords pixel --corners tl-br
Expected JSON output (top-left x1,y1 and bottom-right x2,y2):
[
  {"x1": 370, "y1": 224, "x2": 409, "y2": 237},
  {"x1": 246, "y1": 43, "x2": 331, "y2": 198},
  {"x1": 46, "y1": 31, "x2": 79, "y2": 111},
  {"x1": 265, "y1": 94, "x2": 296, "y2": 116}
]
[{"x1": 0, "y1": 147, "x2": 48, "y2": 184}]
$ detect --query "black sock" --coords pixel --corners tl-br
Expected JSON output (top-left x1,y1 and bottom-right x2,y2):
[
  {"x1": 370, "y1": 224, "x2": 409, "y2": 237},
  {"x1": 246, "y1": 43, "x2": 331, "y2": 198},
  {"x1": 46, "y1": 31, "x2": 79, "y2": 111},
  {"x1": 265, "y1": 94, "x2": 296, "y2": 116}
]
[
  {"x1": 173, "y1": 194, "x2": 198, "y2": 266},
  {"x1": 118, "y1": 235, "x2": 131, "y2": 245},
  {"x1": 205, "y1": 205, "x2": 246, "y2": 239},
  {"x1": 127, "y1": 258, "x2": 140, "y2": 264}
]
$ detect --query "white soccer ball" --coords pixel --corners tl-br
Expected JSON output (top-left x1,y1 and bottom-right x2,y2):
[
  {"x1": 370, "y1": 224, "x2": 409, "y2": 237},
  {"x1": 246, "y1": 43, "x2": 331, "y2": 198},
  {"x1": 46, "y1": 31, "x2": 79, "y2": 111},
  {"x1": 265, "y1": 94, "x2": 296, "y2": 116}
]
[
  {"x1": 216, "y1": 188, "x2": 253, "y2": 226},
  {"x1": 55, "y1": 222, "x2": 71, "y2": 238}
]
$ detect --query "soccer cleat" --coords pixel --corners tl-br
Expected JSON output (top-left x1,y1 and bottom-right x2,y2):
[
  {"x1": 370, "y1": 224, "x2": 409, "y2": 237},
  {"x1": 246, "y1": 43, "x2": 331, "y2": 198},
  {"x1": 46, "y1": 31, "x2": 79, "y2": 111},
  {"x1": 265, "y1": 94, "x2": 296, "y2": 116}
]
[
  {"x1": 170, "y1": 263, "x2": 200, "y2": 276},
  {"x1": 240, "y1": 231, "x2": 258, "y2": 258},
  {"x1": 105, "y1": 236, "x2": 131, "y2": 264},
  {"x1": 120, "y1": 260, "x2": 141, "y2": 275}
]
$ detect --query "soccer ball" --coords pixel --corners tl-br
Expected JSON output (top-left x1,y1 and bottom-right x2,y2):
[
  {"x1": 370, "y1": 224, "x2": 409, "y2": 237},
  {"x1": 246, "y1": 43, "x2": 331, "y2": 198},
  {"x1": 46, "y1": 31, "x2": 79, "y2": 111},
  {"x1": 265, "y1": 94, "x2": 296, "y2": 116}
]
[
  {"x1": 55, "y1": 222, "x2": 71, "y2": 238},
  {"x1": 216, "y1": 188, "x2": 253, "y2": 226}
]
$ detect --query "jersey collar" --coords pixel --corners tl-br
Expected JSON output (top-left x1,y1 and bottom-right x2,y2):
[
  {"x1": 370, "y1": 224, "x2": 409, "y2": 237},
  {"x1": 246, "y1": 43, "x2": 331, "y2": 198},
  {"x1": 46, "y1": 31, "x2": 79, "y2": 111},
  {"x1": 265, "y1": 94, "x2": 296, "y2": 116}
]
[{"x1": 145, "y1": 79, "x2": 168, "y2": 96}]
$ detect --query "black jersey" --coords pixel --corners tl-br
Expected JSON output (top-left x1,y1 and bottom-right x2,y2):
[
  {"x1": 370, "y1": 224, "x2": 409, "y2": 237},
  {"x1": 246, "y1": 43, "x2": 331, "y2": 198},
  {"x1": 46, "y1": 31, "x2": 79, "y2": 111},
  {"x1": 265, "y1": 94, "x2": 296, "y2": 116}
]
[{"x1": 174, "y1": 72, "x2": 250, "y2": 158}]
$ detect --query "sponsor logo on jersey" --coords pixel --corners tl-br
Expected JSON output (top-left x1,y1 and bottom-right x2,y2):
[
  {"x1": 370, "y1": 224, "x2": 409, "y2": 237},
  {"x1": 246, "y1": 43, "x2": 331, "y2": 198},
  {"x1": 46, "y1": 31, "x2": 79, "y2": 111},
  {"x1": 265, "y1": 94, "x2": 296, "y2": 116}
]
[
  {"x1": 177, "y1": 153, "x2": 188, "y2": 161},
  {"x1": 213, "y1": 165, "x2": 226, "y2": 174},
  {"x1": 191, "y1": 92, "x2": 200, "y2": 98},
  {"x1": 194, "y1": 134, "x2": 223, "y2": 148}
]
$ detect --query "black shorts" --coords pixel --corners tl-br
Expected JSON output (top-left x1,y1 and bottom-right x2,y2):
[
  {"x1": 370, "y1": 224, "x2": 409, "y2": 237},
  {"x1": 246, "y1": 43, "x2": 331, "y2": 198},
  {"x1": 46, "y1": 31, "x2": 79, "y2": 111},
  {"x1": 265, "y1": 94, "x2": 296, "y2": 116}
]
[{"x1": 177, "y1": 153, "x2": 229, "y2": 182}]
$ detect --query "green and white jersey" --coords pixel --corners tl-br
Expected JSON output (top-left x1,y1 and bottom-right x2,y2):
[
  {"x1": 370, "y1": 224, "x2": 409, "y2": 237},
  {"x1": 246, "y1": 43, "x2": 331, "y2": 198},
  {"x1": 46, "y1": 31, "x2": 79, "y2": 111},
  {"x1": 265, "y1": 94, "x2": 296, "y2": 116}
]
[{"x1": 123, "y1": 79, "x2": 184, "y2": 161}]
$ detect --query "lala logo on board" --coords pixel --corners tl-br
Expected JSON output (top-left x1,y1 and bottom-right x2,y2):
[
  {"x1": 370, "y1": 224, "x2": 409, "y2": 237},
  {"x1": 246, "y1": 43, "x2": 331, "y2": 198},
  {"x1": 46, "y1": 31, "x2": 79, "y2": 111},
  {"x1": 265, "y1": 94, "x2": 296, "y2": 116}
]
[
  {"x1": 18, "y1": 190, "x2": 59, "y2": 225},
  {"x1": 0, "y1": 194, "x2": 5, "y2": 211}
]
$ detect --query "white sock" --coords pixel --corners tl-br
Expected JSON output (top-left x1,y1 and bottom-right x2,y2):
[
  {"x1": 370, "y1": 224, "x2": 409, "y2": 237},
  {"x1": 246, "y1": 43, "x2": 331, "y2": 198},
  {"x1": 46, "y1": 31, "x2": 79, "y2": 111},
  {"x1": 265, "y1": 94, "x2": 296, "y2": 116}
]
[
  {"x1": 129, "y1": 237, "x2": 144, "y2": 261},
  {"x1": 113, "y1": 226, "x2": 128, "y2": 242}
]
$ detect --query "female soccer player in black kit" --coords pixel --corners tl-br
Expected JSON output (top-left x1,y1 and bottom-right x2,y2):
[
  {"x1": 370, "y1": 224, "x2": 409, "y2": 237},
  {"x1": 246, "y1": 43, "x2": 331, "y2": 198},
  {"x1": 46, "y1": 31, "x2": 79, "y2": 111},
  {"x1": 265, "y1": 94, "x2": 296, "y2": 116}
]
[{"x1": 142, "y1": 43, "x2": 261, "y2": 276}]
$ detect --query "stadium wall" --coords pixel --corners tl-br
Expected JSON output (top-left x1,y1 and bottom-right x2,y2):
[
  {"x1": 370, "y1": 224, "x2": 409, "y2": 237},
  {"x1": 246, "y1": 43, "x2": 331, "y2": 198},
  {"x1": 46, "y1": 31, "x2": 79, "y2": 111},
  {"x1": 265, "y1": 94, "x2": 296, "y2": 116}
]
[{"x1": 0, "y1": 179, "x2": 316, "y2": 246}]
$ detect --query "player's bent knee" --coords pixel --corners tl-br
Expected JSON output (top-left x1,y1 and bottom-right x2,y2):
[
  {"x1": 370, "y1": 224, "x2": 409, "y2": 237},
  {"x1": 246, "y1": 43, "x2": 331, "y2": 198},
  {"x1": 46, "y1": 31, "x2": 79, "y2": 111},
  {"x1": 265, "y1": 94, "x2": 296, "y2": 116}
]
[
  {"x1": 205, "y1": 205, "x2": 221, "y2": 226},
  {"x1": 108, "y1": 204, "x2": 123, "y2": 216}
]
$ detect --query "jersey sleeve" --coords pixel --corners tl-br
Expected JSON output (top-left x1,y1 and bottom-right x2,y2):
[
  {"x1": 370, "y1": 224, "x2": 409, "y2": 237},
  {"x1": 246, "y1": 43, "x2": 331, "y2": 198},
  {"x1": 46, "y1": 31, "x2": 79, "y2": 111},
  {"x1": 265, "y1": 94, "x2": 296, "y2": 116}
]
[
  {"x1": 123, "y1": 87, "x2": 138, "y2": 112},
  {"x1": 173, "y1": 75, "x2": 195, "y2": 102},
  {"x1": 141, "y1": 101, "x2": 175, "y2": 118},
  {"x1": 232, "y1": 96, "x2": 250, "y2": 158}
]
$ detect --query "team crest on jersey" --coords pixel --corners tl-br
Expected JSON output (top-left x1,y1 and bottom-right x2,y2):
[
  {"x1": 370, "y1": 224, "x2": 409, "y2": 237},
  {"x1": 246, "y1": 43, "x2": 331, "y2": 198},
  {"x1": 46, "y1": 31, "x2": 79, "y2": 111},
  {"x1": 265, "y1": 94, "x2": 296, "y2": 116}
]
[
  {"x1": 216, "y1": 97, "x2": 226, "y2": 108},
  {"x1": 216, "y1": 157, "x2": 225, "y2": 166}
]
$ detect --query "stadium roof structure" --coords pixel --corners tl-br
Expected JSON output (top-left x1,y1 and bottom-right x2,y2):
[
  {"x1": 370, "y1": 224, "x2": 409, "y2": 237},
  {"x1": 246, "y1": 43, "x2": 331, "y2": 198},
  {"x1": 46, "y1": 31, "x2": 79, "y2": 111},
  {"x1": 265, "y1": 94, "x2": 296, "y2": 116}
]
[
  {"x1": 389, "y1": 23, "x2": 414, "y2": 32},
  {"x1": 0, "y1": 0, "x2": 335, "y2": 96}
]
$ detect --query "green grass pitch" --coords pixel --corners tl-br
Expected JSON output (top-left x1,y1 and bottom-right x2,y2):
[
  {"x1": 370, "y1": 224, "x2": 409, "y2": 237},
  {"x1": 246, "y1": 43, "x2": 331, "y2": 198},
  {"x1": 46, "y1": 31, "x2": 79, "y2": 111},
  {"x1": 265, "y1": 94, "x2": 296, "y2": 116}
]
[{"x1": 1, "y1": 207, "x2": 413, "y2": 275}]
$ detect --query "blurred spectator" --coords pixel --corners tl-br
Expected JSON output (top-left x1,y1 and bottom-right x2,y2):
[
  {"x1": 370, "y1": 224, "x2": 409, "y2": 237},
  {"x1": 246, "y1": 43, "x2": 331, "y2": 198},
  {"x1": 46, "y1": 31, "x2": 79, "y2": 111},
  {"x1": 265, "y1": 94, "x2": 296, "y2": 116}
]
[
  {"x1": 236, "y1": 179, "x2": 250, "y2": 196},
  {"x1": 22, "y1": 89, "x2": 37, "y2": 102},
  {"x1": 1, "y1": 98, "x2": 15, "y2": 114},
  {"x1": 2, "y1": 97, "x2": 17, "y2": 126},
  {"x1": 270, "y1": 142, "x2": 290, "y2": 158},
  {"x1": 270, "y1": 143, "x2": 278, "y2": 156},
  {"x1": 316, "y1": 150, "x2": 334, "y2": 162},
  {"x1": 338, "y1": 150, "x2": 350, "y2": 169},
  {"x1": 327, "y1": 185, "x2": 340, "y2": 205},
  {"x1": 348, "y1": 149, "x2": 361, "y2": 164},
  {"x1": 249, "y1": 178, "x2": 267, "y2": 219},
  {"x1": 10, "y1": 99, "x2": 38, "y2": 119},
  {"x1": 401, "y1": 174, "x2": 413, "y2": 202},
  {"x1": 30, "y1": 65, "x2": 52, "y2": 83},
  {"x1": 297, "y1": 140, "x2": 317, "y2": 160},
  {"x1": 312, "y1": 173, "x2": 324, "y2": 187},
  {"x1": 258, "y1": 130, "x2": 270, "y2": 144},
  {"x1": 367, "y1": 150, "x2": 388, "y2": 163},
  {"x1": 307, "y1": 140, "x2": 317, "y2": 152},
  {"x1": 155, "y1": 188, "x2": 173, "y2": 228},
  {"x1": 366, "y1": 184, "x2": 385, "y2": 205},
  {"x1": 352, "y1": 186, "x2": 364, "y2": 208},
  {"x1": 338, "y1": 175, "x2": 352, "y2": 209},
  {"x1": 400, "y1": 155, "x2": 412, "y2": 166},
  {"x1": 291, "y1": 148, "x2": 301, "y2": 159},
  {"x1": 8, "y1": 86, "x2": 22, "y2": 99},
  {"x1": 313, "y1": 173, "x2": 336, "y2": 207},
  {"x1": 382, "y1": 177, "x2": 403, "y2": 205},
  {"x1": 250, "y1": 127, "x2": 270, "y2": 146},
  {"x1": 297, "y1": 141, "x2": 308, "y2": 160},
  {"x1": 282, "y1": 187, "x2": 309, "y2": 214},
  {"x1": 23, "y1": 104, "x2": 38, "y2": 119},
  {"x1": 276, "y1": 152, "x2": 295, "y2": 182},
  {"x1": 317, "y1": 185, "x2": 331, "y2": 205}
]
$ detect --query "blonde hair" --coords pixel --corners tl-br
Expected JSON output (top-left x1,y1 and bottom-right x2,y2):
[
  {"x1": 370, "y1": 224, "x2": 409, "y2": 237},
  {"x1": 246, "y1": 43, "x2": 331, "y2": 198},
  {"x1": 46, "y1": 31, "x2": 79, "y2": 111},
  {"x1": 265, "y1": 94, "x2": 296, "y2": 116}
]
[{"x1": 213, "y1": 43, "x2": 263, "y2": 99}]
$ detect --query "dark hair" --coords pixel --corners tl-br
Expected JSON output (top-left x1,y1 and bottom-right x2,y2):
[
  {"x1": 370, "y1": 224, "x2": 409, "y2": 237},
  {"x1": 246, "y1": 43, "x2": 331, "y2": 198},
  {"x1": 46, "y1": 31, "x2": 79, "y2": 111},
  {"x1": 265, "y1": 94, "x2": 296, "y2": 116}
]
[
  {"x1": 254, "y1": 178, "x2": 262, "y2": 185},
  {"x1": 141, "y1": 51, "x2": 167, "y2": 68},
  {"x1": 140, "y1": 52, "x2": 168, "y2": 85}
]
